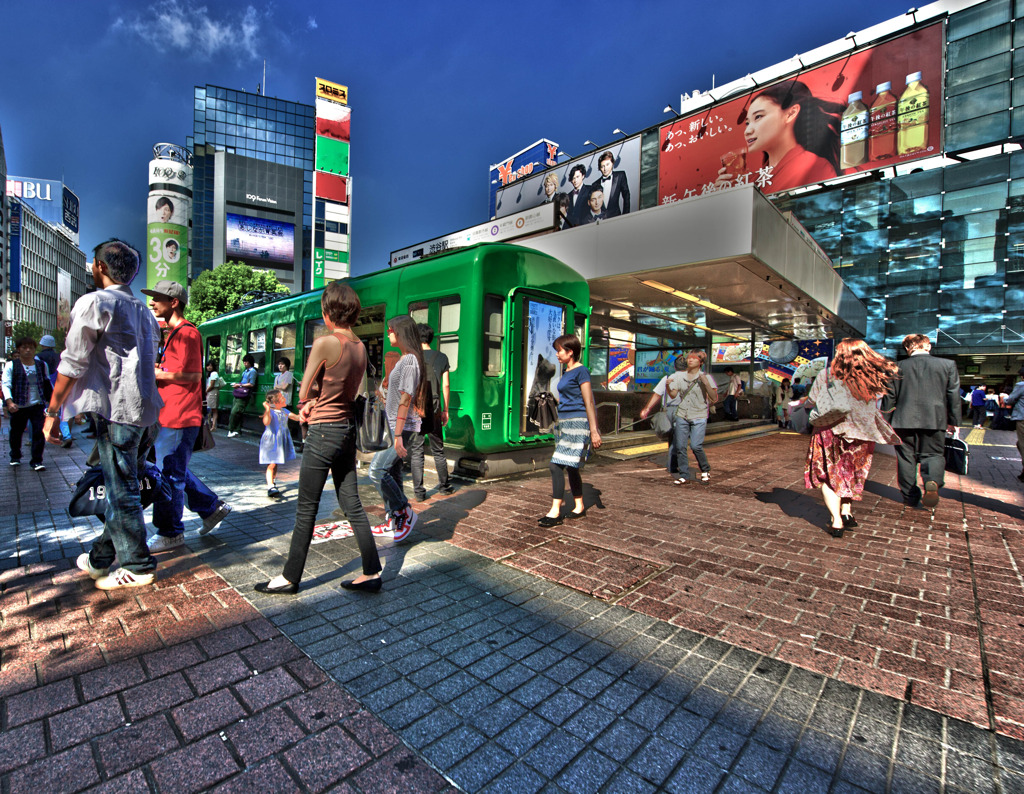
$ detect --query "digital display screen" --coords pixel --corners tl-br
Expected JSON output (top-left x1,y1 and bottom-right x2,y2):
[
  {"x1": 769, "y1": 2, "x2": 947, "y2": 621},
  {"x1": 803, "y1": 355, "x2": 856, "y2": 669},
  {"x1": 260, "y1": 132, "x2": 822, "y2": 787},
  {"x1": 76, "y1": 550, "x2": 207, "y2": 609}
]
[{"x1": 225, "y1": 213, "x2": 295, "y2": 266}]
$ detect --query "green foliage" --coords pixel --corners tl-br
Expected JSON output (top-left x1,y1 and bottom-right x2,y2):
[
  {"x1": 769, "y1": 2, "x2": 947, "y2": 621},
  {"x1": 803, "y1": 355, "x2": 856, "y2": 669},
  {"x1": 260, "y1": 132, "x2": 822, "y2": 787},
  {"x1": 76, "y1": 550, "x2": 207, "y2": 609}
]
[
  {"x1": 184, "y1": 262, "x2": 291, "y2": 326},
  {"x1": 11, "y1": 320, "x2": 46, "y2": 344}
]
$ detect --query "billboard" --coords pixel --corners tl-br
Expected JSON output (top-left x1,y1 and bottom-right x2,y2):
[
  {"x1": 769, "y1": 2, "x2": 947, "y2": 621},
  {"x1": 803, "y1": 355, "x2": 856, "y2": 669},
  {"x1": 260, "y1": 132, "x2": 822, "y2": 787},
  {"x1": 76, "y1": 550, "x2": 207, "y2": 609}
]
[
  {"x1": 62, "y1": 187, "x2": 80, "y2": 234},
  {"x1": 9, "y1": 203, "x2": 21, "y2": 293},
  {"x1": 488, "y1": 139, "x2": 559, "y2": 219},
  {"x1": 315, "y1": 172, "x2": 348, "y2": 204},
  {"x1": 313, "y1": 76, "x2": 351, "y2": 289},
  {"x1": 226, "y1": 213, "x2": 295, "y2": 266},
  {"x1": 57, "y1": 269, "x2": 71, "y2": 331},
  {"x1": 390, "y1": 204, "x2": 557, "y2": 266},
  {"x1": 494, "y1": 136, "x2": 641, "y2": 229},
  {"x1": 315, "y1": 137, "x2": 349, "y2": 176},
  {"x1": 316, "y1": 77, "x2": 348, "y2": 105},
  {"x1": 659, "y1": 23, "x2": 943, "y2": 203},
  {"x1": 6, "y1": 177, "x2": 79, "y2": 244},
  {"x1": 755, "y1": 339, "x2": 835, "y2": 383},
  {"x1": 146, "y1": 191, "x2": 188, "y2": 284},
  {"x1": 316, "y1": 98, "x2": 350, "y2": 142}
]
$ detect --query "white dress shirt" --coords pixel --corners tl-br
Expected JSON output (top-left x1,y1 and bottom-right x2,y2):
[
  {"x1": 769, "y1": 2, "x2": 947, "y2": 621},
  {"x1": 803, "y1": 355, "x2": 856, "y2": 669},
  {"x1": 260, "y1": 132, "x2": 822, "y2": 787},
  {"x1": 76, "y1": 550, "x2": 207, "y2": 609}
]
[{"x1": 58, "y1": 285, "x2": 164, "y2": 427}]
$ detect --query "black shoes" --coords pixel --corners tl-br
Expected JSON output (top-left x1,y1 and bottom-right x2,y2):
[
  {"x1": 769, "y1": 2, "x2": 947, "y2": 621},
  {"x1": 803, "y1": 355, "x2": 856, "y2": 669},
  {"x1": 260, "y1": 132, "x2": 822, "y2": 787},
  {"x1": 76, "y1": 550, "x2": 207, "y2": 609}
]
[
  {"x1": 267, "y1": 487, "x2": 282, "y2": 499},
  {"x1": 825, "y1": 521, "x2": 845, "y2": 538},
  {"x1": 841, "y1": 514, "x2": 858, "y2": 528},
  {"x1": 538, "y1": 515, "x2": 563, "y2": 528},
  {"x1": 341, "y1": 577, "x2": 382, "y2": 592},
  {"x1": 254, "y1": 579, "x2": 299, "y2": 595},
  {"x1": 565, "y1": 509, "x2": 587, "y2": 520}
]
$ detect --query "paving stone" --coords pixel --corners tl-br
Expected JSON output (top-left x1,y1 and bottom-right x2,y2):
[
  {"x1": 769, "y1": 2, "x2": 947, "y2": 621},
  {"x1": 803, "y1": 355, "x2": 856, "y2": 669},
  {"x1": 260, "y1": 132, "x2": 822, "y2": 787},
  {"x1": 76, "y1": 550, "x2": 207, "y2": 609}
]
[
  {"x1": 0, "y1": 721, "x2": 47, "y2": 775},
  {"x1": 123, "y1": 672, "x2": 193, "y2": 720},
  {"x1": 172, "y1": 688, "x2": 247, "y2": 742},
  {"x1": 96, "y1": 714, "x2": 179, "y2": 777},
  {"x1": 48, "y1": 695, "x2": 125, "y2": 752},
  {"x1": 233, "y1": 665, "x2": 302, "y2": 712},
  {"x1": 6, "y1": 676, "x2": 78, "y2": 726},
  {"x1": 225, "y1": 706, "x2": 305, "y2": 766},
  {"x1": 210, "y1": 758, "x2": 297, "y2": 794},
  {"x1": 6, "y1": 742, "x2": 99, "y2": 794},
  {"x1": 449, "y1": 742, "x2": 517, "y2": 791},
  {"x1": 150, "y1": 734, "x2": 240, "y2": 794}
]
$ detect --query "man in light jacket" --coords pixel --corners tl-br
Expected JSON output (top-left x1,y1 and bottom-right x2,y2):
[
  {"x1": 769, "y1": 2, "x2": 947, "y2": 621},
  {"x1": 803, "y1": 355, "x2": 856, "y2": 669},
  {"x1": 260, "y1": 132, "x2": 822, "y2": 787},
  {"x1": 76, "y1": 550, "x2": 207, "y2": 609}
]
[{"x1": 1002, "y1": 366, "x2": 1024, "y2": 482}]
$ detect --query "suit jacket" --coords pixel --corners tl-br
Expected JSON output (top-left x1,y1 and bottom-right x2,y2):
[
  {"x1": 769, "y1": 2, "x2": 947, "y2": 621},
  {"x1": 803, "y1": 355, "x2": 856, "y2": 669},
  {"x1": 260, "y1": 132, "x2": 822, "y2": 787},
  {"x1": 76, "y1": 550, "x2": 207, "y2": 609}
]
[
  {"x1": 565, "y1": 185, "x2": 593, "y2": 227},
  {"x1": 1005, "y1": 379, "x2": 1024, "y2": 421},
  {"x1": 880, "y1": 352, "x2": 961, "y2": 430},
  {"x1": 591, "y1": 171, "x2": 631, "y2": 217},
  {"x1": 580, "y1": 209, "x2": 607, "y2": 225}
]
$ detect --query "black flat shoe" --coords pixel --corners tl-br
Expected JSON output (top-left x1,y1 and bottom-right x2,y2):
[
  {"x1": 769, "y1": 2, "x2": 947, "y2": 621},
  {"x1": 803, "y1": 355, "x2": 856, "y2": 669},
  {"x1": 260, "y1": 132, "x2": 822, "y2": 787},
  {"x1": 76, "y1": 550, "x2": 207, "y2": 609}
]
[
  {"x1": 538, "y1": 515, "x2": 564, "y2": 527},
  {"x1": 841, "y1": 515, "x2": 858, "y2": 528},
  {"x1": 254, "y1": 580, "x2": 299, "y2": 595},
  {"x1": 825, "y1": 522, "x2": 845, "y2": 538},
  {"x1": 565, "y1": 509, "x2": 587, "y2": 520},
  {"x1": 340, "y1": 577, "x2": 382, "y2": 592}
]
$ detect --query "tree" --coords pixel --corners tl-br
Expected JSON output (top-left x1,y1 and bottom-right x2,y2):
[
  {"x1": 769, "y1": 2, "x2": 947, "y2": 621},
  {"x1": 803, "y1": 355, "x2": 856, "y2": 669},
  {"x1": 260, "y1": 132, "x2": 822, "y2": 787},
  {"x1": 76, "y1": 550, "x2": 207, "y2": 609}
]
[
  {"x1": 184, "y1": 262, "x2": 291, "y2": 326},
  {"x1": 11, "y1": 320, "x2": 47, "y2": 344}
]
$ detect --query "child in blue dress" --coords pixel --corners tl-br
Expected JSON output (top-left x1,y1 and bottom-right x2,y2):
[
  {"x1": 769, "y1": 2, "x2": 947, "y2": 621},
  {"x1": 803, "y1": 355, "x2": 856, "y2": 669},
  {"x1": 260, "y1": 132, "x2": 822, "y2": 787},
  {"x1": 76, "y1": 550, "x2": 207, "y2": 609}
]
[{"x1": 260, "y1": 389, "x2": 299, "y2": 498}]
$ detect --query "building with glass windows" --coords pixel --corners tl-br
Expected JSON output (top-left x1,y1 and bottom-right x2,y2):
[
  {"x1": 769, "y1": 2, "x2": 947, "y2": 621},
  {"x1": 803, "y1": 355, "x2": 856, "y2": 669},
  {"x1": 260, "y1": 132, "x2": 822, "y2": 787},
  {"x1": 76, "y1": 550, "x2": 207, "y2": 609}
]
[{"x1": 187, "y1": 85, "x2": 315, "y2": 291}]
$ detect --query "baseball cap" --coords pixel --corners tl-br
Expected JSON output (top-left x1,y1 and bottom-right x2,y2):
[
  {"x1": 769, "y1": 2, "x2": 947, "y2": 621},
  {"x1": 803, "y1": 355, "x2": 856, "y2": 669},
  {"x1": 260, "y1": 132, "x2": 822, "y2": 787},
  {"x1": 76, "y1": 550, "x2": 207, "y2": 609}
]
[
  {"x1": 141, "y1": 280, "x2": 187, "y2": 306},
  {"x1": 39, "y1": 335, "x2": 56, "y2": 348}
]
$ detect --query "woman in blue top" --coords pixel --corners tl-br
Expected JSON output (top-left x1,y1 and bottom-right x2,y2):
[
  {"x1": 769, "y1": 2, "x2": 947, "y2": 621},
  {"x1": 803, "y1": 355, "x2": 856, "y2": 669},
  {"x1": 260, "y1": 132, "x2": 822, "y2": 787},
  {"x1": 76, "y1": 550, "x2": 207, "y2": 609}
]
[{"x1": 539, "y1": 334, "x2": 602, "y2": 527}]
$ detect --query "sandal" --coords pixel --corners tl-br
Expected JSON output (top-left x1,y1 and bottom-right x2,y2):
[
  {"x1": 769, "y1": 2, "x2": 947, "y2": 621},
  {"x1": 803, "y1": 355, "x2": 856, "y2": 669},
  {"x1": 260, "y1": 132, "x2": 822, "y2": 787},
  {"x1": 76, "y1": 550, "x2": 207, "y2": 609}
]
[
  {"x1": 673, "y1": 477, "x2": 689, "y2": 485},
  {"x1": 700, "y1": 472, "x2": 710, "y2": 483}
]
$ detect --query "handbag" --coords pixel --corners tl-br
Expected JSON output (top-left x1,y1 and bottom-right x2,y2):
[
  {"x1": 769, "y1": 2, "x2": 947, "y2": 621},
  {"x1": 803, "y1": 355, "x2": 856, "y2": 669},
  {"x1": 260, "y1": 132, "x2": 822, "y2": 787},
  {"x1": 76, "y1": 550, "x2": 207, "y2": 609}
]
[
  {"x1": 808, "y1": 372, "x2": 856, "y2": 428},
  {"x1": 193, "y1": 421, "x2": 215, "y2": 452},
  {"x1": 354, "y1": 393, "x2": 393, "y2": 453},
  {"x1": 233, "y1": 385, "x2": 253, "y2": 400},
  {"x1": 69, "y1": 464, "x2": 169, "y2": 518},
  {"x1": 528, "y1": 391, "x2": 559, "y2": 433},
  {"x1": 650, "y1": 410, "x2": 673, "y2": 439}
]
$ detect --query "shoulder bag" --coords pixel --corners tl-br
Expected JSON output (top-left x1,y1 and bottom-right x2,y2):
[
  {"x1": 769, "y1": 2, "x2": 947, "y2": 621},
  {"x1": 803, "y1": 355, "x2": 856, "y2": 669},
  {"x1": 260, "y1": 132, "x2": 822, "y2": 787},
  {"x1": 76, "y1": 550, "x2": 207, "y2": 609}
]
[
  {"x1": 650, "y1": 410, "x2": 673, "y2": 439},
  {"x1": 808, "y1": 371, "x2": 856, "y2": 428},
  {"x1": 354, "y1": 362, "x2": 394, "y2": 453},
  {"x1": 193, "y1": 421, "x2": 215, "y2": 452}
]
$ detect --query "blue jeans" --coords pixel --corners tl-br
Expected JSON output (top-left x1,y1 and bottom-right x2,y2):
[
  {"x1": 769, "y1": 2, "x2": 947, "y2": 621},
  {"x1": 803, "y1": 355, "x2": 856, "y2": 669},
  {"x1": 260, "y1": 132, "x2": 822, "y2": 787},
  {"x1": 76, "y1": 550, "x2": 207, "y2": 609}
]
[
  {"x1": 283, "y1": 422, "x2": 379, "y2": 583},
  {"x1": 369, "y1": 431, "x2": 414, "y2": 516},
  {"x1": 724, "y1": 394, "x2": 738, "y2": 420},
  {"x1": 674, "y1": 418, "x2": 710, "y2": 479},
  {"x1": 153, "y1": 426, "x2": 219, "y2": 537},
  {"x1": 88, "y1": 417, "x2": 156, "y2": 574}
]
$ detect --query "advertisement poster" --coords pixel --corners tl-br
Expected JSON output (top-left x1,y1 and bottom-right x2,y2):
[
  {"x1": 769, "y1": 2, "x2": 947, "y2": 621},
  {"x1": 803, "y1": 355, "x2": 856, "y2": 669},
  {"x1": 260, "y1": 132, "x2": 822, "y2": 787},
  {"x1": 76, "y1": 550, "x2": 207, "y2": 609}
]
[
  {"x1": 756, "y1": 339, "x2": 834, "y2": 383},
  {"x1": 606, "y1": 347, "x2": 633, "y2": 390},
  {"x1": 714, "y1": 342, "x2": 752, "y2": 364},
  {"x1": 523, "y1": 300, "x2": 564, "y2": 433},
  {"x1": 316, "y1": 98, "x2": 351, "y2": 142},
  {"x1": 225, "y1": 214, "x2": 295, "y2": 266},
  {"x1": 146, "y1": 191, "x2": 188, "y2": 286},
  {"x1": 494, "y1": 136, "x2": 641, "y2": 229},
  {"x1": 488, "y1": 139, "x2": 559, "y2": 219},
  {"x1": 57, "y1": 269, "x2": 71, "y2": 331},
  {"x1": 635, "y1": 347, "x2": 684, "y2": 385},
  {"x1": 658, "y1": 23, "x2": 943, "y2": 203}
]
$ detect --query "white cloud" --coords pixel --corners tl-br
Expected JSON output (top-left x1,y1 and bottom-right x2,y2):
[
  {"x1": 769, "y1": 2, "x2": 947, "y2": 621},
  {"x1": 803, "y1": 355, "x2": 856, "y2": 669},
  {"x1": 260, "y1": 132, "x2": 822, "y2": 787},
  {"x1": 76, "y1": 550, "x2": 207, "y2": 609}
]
[
  {"x1": 307, "y1": 16, "x2": 318, "y2": 30},
  {"x1": 111, "y1": 1, "x2": 264, "y2": 61}
]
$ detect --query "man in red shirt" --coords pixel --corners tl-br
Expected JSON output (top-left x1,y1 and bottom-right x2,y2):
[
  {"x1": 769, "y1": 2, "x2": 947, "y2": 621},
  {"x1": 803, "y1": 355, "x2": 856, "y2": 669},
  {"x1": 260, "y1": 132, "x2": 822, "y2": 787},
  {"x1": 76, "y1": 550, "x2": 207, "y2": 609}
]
[{"x1": 142, "y1": 281, "x2": 230, "y2": 551}]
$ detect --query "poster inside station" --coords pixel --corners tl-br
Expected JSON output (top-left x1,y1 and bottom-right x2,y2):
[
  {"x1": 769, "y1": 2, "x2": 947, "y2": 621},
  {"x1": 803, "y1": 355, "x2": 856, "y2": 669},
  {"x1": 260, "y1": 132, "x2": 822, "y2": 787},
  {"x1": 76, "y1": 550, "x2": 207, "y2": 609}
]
[{"x1": 658, "y1": 23, "x2": 942, "y2": 203}]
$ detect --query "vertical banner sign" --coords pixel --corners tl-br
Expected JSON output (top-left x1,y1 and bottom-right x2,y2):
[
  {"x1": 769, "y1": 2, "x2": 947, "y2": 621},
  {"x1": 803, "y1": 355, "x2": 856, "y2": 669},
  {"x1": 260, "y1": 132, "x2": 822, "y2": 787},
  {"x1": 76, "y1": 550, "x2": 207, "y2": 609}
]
[
  {"x1": 9, "y1": 203, "x2": 22, "y2": 294},
  {"x1": 146, "y1": 145, "x2": 193, "y2": 289},
  {"x1": 313, "y1": 77, "x2": 351, "y2": 289},
  {"x1": 57, "y1": 269, "x2": 72, "y2": 331}
]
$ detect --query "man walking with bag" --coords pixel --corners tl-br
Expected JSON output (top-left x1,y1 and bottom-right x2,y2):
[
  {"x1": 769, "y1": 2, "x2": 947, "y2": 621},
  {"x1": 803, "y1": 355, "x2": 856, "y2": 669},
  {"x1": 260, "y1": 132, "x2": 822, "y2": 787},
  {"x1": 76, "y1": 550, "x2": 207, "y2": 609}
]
[
  {"x1": 880, "y1": 334, "x2": 961, "y2": 510},
  {"x1": 142, "y1": 280, "x2": 231, "y2": 551},
  {"x1": 44, "y1": 239, "x2": 163, "y2": 589}
]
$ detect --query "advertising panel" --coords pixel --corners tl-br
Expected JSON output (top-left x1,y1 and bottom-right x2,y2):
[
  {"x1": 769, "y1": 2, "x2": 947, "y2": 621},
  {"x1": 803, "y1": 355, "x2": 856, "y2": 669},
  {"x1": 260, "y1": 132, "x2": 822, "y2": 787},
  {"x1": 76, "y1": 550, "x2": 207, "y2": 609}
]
[
  {"x1": 225, "y1": 213, "x2": 295, "y2": 266},
  {"x1": 315, "y1": 173, "x2": 348, "y2": 204},
  {"x1": 488, "y1": 139, "x2": 559, "y2": 219},
  {"x1": 316, "y1": 99, "x2": 350, "y2": 142},
  {"x1": 755, "y1": 339, "x2": 834, "y2": 383},
  {"x1": 390, "y1": 204, "x2": 557, "y2": 266},
  {"x1": 494, "y1": 136, "x2": 641, "y2": 230},
  {"x1": 315, "y1": 137, "x2": 349, "y2": 176},
  {"x1": 62, "y1": 187, "x2": 80, "y2": 234},
  {"x1": 7, "y1": 177, "x2": 79, "y2": 243},
  {"x1": 9, "y1": 203, "x2": 21, "y2": 294},
  {"x1": 57, "y1": 269, "x2": 72, "y2": 331},
  {"x1": 658, "y1": 23, "x2": 943, "y2": 203},
  {"x1": 146, "y1": 191, "x2": 188, "y2": 285},
  {"x1": 316, "y1": 77, "x2": 348, "y2": 105},
  {"x1": 523, "y1": 299, "x2": 565, "y2": 433}
]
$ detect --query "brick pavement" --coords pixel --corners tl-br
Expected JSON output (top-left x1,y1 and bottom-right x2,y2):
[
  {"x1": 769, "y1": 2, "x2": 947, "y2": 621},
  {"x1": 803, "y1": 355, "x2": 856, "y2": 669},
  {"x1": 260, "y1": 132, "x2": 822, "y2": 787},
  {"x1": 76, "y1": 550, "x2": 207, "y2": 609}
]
[{"x1": 3, "y1": 422, "x2": 1024, "y2": 791}]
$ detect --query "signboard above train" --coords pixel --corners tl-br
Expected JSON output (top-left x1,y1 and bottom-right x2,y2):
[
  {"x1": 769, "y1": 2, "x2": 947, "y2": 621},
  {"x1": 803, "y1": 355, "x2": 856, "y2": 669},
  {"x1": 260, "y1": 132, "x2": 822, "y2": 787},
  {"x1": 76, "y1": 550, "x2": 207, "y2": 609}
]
[
  {"x1": 658, "y1": 22, "x2": 943, "y2": 204},
  {"x1": 488, "y1": 139, "x2": 560, "y2": 220},
  {"x1": 389, "y1": 204, "x2": 558, "y2": 267}
]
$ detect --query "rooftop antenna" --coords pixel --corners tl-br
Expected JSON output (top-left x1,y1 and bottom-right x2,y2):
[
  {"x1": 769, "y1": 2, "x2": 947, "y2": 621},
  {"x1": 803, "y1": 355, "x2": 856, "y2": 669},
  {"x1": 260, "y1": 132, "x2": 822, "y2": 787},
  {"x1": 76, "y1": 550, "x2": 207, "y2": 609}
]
[{"x1": 263, "y1": 60, "x2": 266, "y2": 95}]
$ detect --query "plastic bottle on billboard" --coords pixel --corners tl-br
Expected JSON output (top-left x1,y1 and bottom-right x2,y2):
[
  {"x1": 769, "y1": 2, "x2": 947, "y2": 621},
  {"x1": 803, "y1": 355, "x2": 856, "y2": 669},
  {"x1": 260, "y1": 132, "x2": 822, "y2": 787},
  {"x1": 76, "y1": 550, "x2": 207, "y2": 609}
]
[
  {"x1": 868, "y1": 82, "x2": 897, "y2": 161},
  {"x1": 897, "y1": 72, "x2": 929, "y2": 156},
  {"x1": 840, "y1": 91, "x2": 869, "y2": 169}
]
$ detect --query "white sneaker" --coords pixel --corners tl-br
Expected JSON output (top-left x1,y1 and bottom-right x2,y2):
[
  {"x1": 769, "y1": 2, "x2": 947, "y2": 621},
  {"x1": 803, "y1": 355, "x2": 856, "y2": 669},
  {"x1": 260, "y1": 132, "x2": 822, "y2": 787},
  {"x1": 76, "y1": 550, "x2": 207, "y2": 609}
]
[
  {"x1": 226, "y1": 431, "x2": 238, "y2": 438},
  {"x1": 700, "y1": 472, "x2": 711, "y2": 483},
  {"x1": 392, "y1": 507, "x2": 418, "y2": 543},
  {"x1": 149, "y1": 534, "x2": 185, "y2": 552},
  {"x1": 76, "y1": 552, "x2": 108, "y2": 580},
  {"x1": 199, "y1": 502, "x2": 231, "y2": 536},
  {"x1": 94, "y1": 568, "x2": 155, "y2": 590}
]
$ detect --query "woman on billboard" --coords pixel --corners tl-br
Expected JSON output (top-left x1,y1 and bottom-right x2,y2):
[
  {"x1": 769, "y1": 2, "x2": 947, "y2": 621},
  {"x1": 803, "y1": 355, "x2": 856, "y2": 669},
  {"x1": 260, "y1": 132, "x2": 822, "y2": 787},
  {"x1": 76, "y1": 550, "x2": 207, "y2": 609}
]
[{"x1": 720, "y1": 80, "x2": 843, "y2": 193}]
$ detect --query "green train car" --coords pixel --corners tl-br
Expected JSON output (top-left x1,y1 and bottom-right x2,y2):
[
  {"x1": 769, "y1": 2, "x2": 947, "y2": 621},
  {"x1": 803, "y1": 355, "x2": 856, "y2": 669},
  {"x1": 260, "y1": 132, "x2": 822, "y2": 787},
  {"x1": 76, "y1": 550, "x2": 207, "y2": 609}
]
[{"x1": 198, "y1": 243, "x2": 590, "y2": 474}]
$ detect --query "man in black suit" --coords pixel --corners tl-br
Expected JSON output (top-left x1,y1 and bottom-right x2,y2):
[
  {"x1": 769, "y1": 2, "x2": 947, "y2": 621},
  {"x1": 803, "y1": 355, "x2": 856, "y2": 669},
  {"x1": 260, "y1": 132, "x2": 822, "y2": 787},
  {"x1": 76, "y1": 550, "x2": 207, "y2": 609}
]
[
  {"x1": 564, "y1": 164, "x2": 592, "y2": 227},
  {"x1": 880, "y1": 334, "x2": 961, "y2": 510},
  {"x1": 591, "y1": 151, "x2": 631, "y2": 217},
  {"x1": 580, "y1": 189, "x2": 607, "y2": 225}
]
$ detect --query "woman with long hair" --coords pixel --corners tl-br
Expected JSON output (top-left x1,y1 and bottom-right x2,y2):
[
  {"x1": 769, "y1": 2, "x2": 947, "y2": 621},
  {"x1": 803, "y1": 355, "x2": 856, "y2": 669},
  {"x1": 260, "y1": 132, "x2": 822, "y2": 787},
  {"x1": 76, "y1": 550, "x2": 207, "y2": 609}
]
[
  {"x1": 804, "y1": 338, "x2": 900, "y2": 537},
  {"x1": 255, "y1": 282, "x2": 382, "y2": 594},
  {"x1": 368, "y1": 315, "x2": 426, "y2": 543},
  {"x1": 740, "y1": 80, "x2": 843, "y2": 192},
  {"x1": 538, "y1": 334, "x2": 602, "y2": 526}
]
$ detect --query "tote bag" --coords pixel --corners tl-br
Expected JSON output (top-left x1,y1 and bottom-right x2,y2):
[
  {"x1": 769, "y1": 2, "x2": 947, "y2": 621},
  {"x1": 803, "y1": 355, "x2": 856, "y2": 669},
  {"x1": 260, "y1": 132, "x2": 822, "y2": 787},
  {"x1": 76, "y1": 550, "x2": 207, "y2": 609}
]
[
  {"x1": 354, "y1": 394, "x2": 393, "y2": 453},
  {"x1": 808, "y1": 372, "x2": 856, "y2": 428}
]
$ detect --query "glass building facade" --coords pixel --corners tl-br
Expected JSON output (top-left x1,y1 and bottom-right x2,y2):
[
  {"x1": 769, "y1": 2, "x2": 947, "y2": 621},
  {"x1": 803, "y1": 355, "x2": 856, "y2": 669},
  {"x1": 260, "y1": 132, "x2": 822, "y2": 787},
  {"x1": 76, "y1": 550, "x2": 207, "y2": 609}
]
[{"x1": 187, "y1": 85, "x2": 315, "y2": 286}]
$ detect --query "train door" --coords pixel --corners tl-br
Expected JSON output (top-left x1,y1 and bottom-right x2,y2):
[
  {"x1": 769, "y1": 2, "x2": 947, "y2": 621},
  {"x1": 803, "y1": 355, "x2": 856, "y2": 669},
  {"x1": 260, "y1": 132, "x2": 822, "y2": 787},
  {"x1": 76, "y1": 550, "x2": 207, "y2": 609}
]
[{"x1": 511, "y1": 293, "x2": 576, "y2": 441}]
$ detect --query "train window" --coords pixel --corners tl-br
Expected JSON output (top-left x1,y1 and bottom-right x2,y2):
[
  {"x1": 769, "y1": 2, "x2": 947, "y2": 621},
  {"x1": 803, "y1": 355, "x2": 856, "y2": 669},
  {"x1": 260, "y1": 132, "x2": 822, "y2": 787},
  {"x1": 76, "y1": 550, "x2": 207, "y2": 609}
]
[
  {"x1": 408, "y1": 301, "x2": 429, "y2": 325},
  {"x1": 484, "y1": 295, "x2": 504, "y2": 375},
  {"x1": 273, "y1": 323, "x2": 296, "y2": 369},
  {"x1": 225, "y1": 334, "x2": 243, "y2": 374},
  {"x1": 205, "y1": 335, "x2": 222, "y2": 369},
  {"x1": 247, "y1": 329, "x2": 267, "y2": 371}
]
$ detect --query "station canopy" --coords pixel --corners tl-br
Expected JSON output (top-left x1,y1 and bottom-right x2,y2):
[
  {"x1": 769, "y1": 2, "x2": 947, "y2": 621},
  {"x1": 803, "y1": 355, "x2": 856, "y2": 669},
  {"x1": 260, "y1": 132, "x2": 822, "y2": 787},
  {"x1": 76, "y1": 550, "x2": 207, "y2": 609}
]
[{"x1": 515, "y1": 185, "x2": 866, "y2": 347}]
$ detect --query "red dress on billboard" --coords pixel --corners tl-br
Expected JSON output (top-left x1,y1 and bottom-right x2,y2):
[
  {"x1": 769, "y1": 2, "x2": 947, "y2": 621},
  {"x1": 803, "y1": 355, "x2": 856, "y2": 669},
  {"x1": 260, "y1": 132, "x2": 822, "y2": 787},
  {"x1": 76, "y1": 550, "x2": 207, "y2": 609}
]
[{"x1": 763, "y1": 145, "x2": 836, "y2": 193}]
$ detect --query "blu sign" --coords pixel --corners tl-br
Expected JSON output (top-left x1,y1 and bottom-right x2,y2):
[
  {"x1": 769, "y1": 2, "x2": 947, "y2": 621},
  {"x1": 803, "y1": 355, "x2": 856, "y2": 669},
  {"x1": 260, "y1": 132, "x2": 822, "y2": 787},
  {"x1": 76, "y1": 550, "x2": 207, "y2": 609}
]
[{"x1": 488, "y1": 139, "x2": 559, "y2": 219}]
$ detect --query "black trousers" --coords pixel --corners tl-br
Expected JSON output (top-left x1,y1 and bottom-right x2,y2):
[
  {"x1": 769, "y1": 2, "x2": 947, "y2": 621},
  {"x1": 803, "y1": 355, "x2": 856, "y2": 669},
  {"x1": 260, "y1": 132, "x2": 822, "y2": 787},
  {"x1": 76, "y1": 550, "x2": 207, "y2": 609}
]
[
  {"x1": 893, "y1": 427, "x2": 946, "y2": 502},
  {"x1": 9, "y1": 403, "x2": 45, "y2": 465},
  {"x1": 410, "y1": 429, "x2": 448, "y2": 498}
]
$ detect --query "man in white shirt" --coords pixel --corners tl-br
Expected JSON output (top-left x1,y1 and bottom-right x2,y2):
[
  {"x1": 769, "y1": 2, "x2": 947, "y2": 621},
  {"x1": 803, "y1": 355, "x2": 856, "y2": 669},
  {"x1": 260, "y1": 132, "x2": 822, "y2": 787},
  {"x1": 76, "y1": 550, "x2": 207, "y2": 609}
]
[
  {"x1": 2, "y1": 336, "x2": 53, "y2": 470},
  {"x1": 723, "y1": 367, "x2": 744, "y2": 421},
  {"x1": 44, "y1": 239, "x2": 164, "y2": 589}
]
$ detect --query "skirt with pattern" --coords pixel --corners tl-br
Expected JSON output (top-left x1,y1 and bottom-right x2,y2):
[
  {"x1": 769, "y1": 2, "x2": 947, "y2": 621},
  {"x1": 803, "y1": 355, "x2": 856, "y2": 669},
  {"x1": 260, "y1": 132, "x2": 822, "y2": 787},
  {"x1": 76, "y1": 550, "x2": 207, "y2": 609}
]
[
  {"x1": 551, "y1": 417, "x2": 590, "y2": 469},
  {"x1": 804, "y1": 427, "x2": 874, "y2": 499}
]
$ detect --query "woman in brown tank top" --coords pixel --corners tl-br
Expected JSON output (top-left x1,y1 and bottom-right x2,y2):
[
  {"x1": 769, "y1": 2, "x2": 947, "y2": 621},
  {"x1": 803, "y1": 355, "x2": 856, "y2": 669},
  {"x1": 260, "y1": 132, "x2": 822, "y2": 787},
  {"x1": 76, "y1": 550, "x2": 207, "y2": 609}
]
[{"x1": 255, "y1": 282, "x2": 382, "y2": 594}]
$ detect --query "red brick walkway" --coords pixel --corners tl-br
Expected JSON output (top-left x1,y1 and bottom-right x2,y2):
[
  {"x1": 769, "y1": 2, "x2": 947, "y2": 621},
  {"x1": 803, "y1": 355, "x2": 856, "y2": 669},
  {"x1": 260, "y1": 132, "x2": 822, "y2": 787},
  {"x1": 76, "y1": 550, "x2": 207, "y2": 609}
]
[
  {"x1": 0, "y1": 549, "x2": 452, "y2": 793},
  {"x1": 418, "y1": 430, "x2": 1024, "y2": 739}
]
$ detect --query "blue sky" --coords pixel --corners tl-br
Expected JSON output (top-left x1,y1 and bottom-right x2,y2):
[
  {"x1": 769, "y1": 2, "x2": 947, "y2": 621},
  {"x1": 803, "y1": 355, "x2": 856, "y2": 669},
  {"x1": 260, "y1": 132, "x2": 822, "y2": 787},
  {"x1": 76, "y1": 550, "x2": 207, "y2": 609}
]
[{"x1": 3, "y1": 0, "x2": 910, "y2": 282}]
